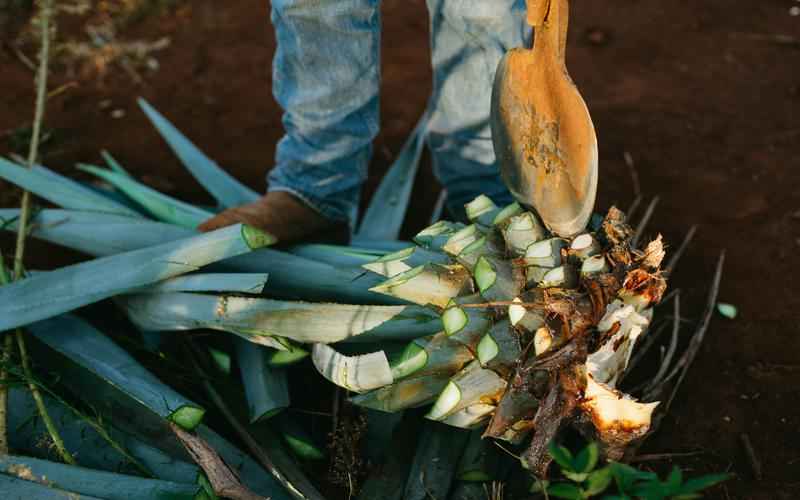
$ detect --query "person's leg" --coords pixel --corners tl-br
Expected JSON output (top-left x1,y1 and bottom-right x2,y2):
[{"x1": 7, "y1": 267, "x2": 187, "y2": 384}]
[
  {"x1": 425, "y1": 0, "x2": 530, "y2": 220},
  {"x1": 267, "y1": 0, "x2": 381, "y2": 232},
  {"x1": 202, "y1": 0, "x2": 381, "y2": 240}
]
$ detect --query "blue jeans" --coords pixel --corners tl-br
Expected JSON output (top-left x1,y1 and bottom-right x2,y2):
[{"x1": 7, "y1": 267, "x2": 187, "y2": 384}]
[{"x1": 267, "y1": 0, "x2": 530, "y2": 228}]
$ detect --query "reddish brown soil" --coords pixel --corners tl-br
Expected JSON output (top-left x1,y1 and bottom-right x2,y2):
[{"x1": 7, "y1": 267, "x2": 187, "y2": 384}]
[{"x1": 2, "y1": 1, "x2": 799, "y2": 499}]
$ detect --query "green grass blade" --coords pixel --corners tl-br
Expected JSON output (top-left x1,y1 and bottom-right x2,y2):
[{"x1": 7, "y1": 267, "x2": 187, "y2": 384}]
[
  {"x1": 137, "y1": 98, "x2": 259, "y2": 208},
  {"x1": 0, "y1": 157, "x2": 142, "y2": 217},
  {"x1": 77, "y1": 164, "x2": 214, "y2": 228},
  {"x1": 119, "y1": 292, "x2": 442, "y2": 344},
  {"x1": 27, "y1": 314, "x2": 206, "y2": 431},
  {"x1": 0, "y1": 456, "x2": 200, "y2": 500},
  {"x1": 355, "y1": 113, "x2": 428, "y2": 241},
  {"x1": 235, "y1": 338, "x2": 289, "y2": 422},
  {"x1": 0, "y1": 224, "x2": 273, "y2": 331}
]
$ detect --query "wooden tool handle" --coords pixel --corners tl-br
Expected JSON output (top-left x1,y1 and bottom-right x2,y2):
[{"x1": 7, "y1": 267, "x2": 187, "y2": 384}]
[{"x1": 528, "y1": 0, "x2": 569, "y2": 63}]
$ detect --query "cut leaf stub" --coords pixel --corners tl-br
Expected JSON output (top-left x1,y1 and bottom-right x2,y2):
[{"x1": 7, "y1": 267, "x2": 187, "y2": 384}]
[{"x1": 346, "y1": 196, "x2": 670, "y2": 477}]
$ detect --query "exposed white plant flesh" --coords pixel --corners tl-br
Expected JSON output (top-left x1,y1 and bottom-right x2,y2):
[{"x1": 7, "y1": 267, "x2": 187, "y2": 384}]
[
  {"x1": 441, "y1": 403, "x2": 496, "y2": 429},
  {"x1": 580, "y1": 376, "x2": 658, "y2": 459},
  {"x1": 534, "y1": 327, "x2": 553, "y2": 356},
  {"x1": 442, "y1": 225, "x2": 481, "y2": 256},
  {"x1": 523, "y1": 238, "x2": 567, "y2": 268},
  {"x1": 119, "y1": 293, "x2": 441, "y2": 344},
  {"x1": 311, "y1": 344, "x2": 393, "y2": 393},
  {"x1": 588, "y1": 300, "x2": 651, "y2": 387},
  {"x1": 502, "y1": 212, "x2": 545, "y2": 256},
  {"x1": 426, "y1": 361, "x2": 507, "y2": 421},
  {"x1": 569, "y1": 233, "x2": 601, "y2": 259},
  {"x1": 581, "y1": 254, "x2": 609, "y2": 276},
  {"x1": 369, "y1": 264, "x2": 473, "y2": 308},
  {"x1": 465, "y1": 195, "x2": 497, "y2": 222}
]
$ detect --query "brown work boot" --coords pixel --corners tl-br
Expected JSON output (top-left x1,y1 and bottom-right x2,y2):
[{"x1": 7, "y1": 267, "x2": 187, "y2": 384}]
[{"x1": 198, "y1": 191, "x2": 349, "y2": 244}]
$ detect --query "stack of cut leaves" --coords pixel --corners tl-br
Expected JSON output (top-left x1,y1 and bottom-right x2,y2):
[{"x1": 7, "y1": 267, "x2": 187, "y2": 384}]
[{"x1": 0, "y1": 100, "x2": 721, "y2": 499}]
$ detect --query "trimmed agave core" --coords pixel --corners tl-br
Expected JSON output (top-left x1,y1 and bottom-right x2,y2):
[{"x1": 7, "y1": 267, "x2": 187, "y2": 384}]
[{"x1": 315, "y1": 195, "x2": 667, "y2": 476}]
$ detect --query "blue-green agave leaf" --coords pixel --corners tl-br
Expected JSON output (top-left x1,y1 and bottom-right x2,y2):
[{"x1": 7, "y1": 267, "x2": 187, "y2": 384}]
[
  {"x1": 355, "y1": 114, "x2": 428, "y2": 242},
  {"x1": 137, "y1": 273, "x2": 269, "y2": 294},
  {"x1": 403, "y1": 422, "x2": 469, "y2": 500},
  {"x1": 77, "y1": 164, "x2": 214, "y2": 228},
  {"x1": 0, "y1": 473, "x2": 103, "y2": 500},
  {"x1": 0, "y1": 224, "x2": 273, "y2": 331},
  {"x1": 8, "y1": 387, "x2": 198, "y2": 483},
  {"x1": 0, "y1": 456, "x2": 200, "y2": 500},
  {"x1": 27, "y1": 314, "x2": 206, "y2": 430},
  {"x1": 0, "y1": 209, "x2": 194, "y2": 257},
  {"x1": 235, "y1": 338, "x2": 289, "y2": 422},
  {"x1": 0, "y1": 157, "x2": 141, "y2": 217},
  {"x1": 138, "y1": 98, "x2": 259, "y2": 208}
]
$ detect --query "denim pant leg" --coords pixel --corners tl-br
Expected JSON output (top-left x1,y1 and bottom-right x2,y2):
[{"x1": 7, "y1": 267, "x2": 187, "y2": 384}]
[
  {"x1": 425, "y1": 0, "x2": 530, "y2": 220},
  {"x1": 268, "y1": 0, "x2": 381, "y2": 229}
]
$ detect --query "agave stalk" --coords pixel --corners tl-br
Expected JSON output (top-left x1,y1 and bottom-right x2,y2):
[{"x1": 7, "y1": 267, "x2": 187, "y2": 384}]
[
  {"x1": 362, "y1": 246, "x2": 450, "y2": 278},
  {"x1": 580, "y1": 254, "x2": 609, "y2": 276},
  {"x1": 426, "y1": 362, "x2": 507, "y2": 421},
  {"x1": 569, "y1": 233, "x2": 601, "y2": 260},
  {"x1": 119, "y1": 292, "x2": 441, "y2": 344},
  {"x1": 370, "y1": 263, "x2": 474, "y2": 308},
  {"x1": 464, "y1": 194, "x2": 498, "y2": 224},
  {"x1": 508, "y1": 297, "x2": 545, "y2": 333}
]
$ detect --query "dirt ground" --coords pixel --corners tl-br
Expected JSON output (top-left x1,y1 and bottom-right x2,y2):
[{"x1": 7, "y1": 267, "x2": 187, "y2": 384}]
[{"x1": 1, "y1": 1, "x2": 799, "y2": 499}]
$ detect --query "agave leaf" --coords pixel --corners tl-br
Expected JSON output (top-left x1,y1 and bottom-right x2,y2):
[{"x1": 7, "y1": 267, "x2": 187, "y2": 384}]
[
  {"x1": 363, "y1": 246, "x2": 451, "y2": 278},
  {"x1": 285, "y1": 243, "x2": 377, "y2": 268},
  {"x1": 357, "y1": 416, "x2": 419, "y2": 500},
  {"x1": 355, "y1": 113, "x2": 428, "y2": 242},
  {"x1": 8, "y1": 387, "x2": 198, "y2": 483},
  {"x1": 350, "y1": 372, "x2": 451, "y2": 412},
  {"x1": 136, "y1": 273, "x2": 269, "y2": 294},
  {"x1": 0, "y1": 224, "x2": 273, "y2": 331},
  {"x1": 1, "y1": 208, "x2": 399, "y2": 305},
  {"x1": 194, "y1": 425, "x2": 294, "y2": 500},
  {"x1": 404, "y1": 422, "x2": 470, "y2": 500},
  {"x1": 119, "y1": 292, "x2": 441, "y2": 344},
  {"x1": 235, "y1": 338, "x2": 289, "y2": 422},
  {"x1": 137, "y1": 98, "x2": 260, "y2": 208},
  {"x1": 311, "y1": 344, "x2": 393, "y2": 393},
  {"x1": 274, "y1": 415, "x2": 326, "y2": 461},
  {"x1": 101, "y1": 150, "x2": 133, "y2": 177},
  {"x1": 449, "y1": 482, "x2": 489, "y2": 500},
  {"x1": 77, "y1": 164, "x2": 214, "y2": 228},
  {"x1": 0, "y1": 157, "x2": 141, "y2": 217},
  {"x1": 27, "y1": 314, "x2": 206, "y2": 431},
  {"x1": 456, "y1": 430, "x2": 506, "y2": 482},
  {"x1": 0, "y1": 456, "x2": 200, "y2": 500},
  {"x1": 0, "y1": 209, "x2": 194, "y2": 257},
  {"x1": 0, "y1": 473, "x2": 103, "y2": 499},
  {"x1": 426, "y1": 361, "x2": 507, "y2": 421}
]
